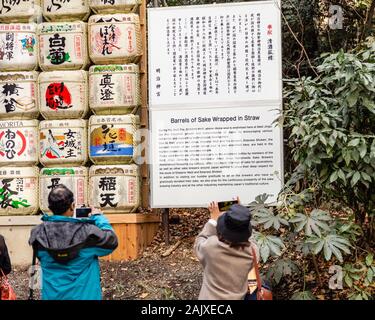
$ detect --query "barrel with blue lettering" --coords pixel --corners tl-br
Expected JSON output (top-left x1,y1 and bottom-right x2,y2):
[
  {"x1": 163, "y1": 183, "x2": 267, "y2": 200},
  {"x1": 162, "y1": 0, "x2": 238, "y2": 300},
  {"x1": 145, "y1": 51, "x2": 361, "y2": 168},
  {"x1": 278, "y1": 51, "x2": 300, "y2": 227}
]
[{"x1": 89, "y1": 114, "x2": 140, "y2": 165}]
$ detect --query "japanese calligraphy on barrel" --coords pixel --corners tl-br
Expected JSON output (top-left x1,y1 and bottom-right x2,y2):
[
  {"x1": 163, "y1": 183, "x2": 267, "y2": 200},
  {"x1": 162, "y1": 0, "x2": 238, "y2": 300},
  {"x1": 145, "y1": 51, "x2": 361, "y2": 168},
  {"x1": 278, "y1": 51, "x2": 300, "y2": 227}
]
[
  {"x1": 0, "y1": 72, "x2": 39, "y2": 120},
  {"x1": 39, "y1": 119, "x2": 87, "y2": 167},
  {"x1": 89, "y1": 114, "x2": 140, "y2": 165},
  {"x1": 39, "y1": 166, "x2": 88, "y2": 215},
  {"x1": 0, "y1": 166, "x2": 39, "y2": 216},
  {"x1": 89, "y1": 164, "x2": 140, "y2": 213},
  {"x1": 89, "y1": 64, "x2": 140, "y2": 115},
  {"x1": 0, "y1": 120, "x2": 39, "y2": 166},
  {"x1": 90, "y1": 0, "x2": 141, "y2": 14},
  {"x1": 39, "y1": 70, "x2": 89, "y2": 119},
  {"x1": 42, "y1": 0, "x2": 90, "y2": 22},
  {"x1": 0, "y1": 0, "x2": 41, "y2": 23},
  {"x1": 38, "y1": 21, "x2": 89, "y2": 71},
  {"x1": 88, "y1": 14, "x2": 142, "y2": 65},
  {"x1": 0, "y1": 24, "x2": 38, "y2": 71}
]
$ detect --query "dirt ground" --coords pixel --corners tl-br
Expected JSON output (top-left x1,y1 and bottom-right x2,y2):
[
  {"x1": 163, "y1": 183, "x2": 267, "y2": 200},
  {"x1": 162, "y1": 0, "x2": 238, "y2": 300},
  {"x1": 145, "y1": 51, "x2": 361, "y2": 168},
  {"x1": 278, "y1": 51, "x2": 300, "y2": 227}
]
[
  {"x1": 8, "y1": 208, "x2": 207, "y2": 300},
  {"x1": 7, "y1": 208, "x2": 319, "y2": 300}
]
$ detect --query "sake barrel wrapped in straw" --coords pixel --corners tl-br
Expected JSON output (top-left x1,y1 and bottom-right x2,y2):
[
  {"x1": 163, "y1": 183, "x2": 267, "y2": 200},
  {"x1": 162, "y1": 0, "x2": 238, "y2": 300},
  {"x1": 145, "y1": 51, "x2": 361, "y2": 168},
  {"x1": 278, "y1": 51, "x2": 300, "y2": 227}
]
[
  {"x1": 39, "y1": 70, "x2": 89, "y2": 119},
  {"x1": 89, "y1": 164, "x2": 140, "y2": 213},
  {"x1": 38, "y1": 21, "x2": 89, "y2": 71},
  {"x1": 0, "y1": 24, "x2": 38, "y2": 71},
  {"x1": 89, "y1": 64, "x2": 140, "y2": 115},
  {"x1": 0, "y1": 120, "x2": 39, "y2": 166},
  {"x1": 0, "y1": 166, "x2": 39, "y2": 216},
  {"x1": 39, "y1": 119, "x2": 87, "y2": 167},
  {"x1": 42, "y1": 0, "x2": 90, "y2": 22},
  {"x1": 88, "y1": 14, "x2": 142, "y2": 65},
  {"x1": 90, "y1": 0, "x2": 141, "y2": 14},
  {"x1": 0, "y1": 71, "x2": 39, "y2": 120}
]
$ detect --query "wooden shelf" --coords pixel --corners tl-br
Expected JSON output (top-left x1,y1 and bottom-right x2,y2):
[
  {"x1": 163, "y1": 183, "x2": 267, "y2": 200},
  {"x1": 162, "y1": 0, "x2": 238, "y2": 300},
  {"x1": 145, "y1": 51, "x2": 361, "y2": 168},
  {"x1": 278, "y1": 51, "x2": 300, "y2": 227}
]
[{"x1": 106, "y1": 213, "x2": 160, "y2": 224}]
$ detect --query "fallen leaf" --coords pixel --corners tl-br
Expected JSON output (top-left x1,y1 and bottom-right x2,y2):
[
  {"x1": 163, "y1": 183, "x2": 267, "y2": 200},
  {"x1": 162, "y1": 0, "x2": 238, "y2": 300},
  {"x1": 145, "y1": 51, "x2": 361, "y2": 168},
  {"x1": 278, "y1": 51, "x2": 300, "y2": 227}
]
[{"x1": 139, "y1": 293, "x2": 149, "y2": 299}]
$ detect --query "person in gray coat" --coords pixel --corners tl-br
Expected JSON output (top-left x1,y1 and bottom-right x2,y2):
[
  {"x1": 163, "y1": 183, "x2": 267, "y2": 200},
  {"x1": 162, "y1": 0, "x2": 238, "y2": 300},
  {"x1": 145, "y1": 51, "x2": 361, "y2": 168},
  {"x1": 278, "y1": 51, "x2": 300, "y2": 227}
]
[{"x1": 194, "y1": 201, "x2": 258, "y2": 300}]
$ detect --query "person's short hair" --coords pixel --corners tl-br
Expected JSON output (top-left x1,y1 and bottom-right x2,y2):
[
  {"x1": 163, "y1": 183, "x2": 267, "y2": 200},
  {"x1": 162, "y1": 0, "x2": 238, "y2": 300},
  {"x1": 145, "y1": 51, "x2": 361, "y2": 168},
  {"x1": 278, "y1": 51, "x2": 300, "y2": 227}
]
[{"x1": 48, "y1": 184, "x2": 74, "y2": 215}]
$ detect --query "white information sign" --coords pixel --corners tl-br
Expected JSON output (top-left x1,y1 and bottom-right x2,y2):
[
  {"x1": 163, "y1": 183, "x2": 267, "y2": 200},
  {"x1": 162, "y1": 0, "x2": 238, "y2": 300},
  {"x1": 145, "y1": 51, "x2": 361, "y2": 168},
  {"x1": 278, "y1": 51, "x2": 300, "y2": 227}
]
[
  {"x1": 148, "y1": 1, "x2": 283, "y2": 208},
  {"x1": 150, "y1": 106, "x2": 283, "y2": 208},
  {"x1": 148, "y1": 1, "x2": 282, "y2": 108}
]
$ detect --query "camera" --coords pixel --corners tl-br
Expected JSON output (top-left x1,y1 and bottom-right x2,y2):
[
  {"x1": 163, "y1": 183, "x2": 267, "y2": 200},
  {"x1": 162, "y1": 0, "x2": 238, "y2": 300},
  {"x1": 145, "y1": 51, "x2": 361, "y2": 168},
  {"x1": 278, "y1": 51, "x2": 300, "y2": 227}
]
[{"x1": 74, "y1": 206, "x2": 92, "y2": 219}]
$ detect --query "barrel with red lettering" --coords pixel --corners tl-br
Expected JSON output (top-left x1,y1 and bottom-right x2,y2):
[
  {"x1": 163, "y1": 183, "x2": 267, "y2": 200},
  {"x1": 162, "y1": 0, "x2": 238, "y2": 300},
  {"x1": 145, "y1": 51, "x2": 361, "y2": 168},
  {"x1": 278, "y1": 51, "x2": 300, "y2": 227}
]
[
  {"x1": 39, "y1": 70, "x2": 89, "y2": 119},
  {"x1": 0, "y1": 120, "x2": 39, "y2": 166}
]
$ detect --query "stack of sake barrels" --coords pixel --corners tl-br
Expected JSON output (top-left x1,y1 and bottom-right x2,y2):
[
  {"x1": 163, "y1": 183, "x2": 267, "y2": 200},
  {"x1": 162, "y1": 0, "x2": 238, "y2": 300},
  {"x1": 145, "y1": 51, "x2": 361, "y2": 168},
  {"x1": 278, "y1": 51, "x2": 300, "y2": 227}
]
[
  {"x1": 0, "y1": 0, "x2": 143, "y2": 216},
  {"x1": 87, "y1": 1, "x2": 142, "y2": 214},
  {"x1": 0, "y1": 2, "x2": 41, "y2": 216}
]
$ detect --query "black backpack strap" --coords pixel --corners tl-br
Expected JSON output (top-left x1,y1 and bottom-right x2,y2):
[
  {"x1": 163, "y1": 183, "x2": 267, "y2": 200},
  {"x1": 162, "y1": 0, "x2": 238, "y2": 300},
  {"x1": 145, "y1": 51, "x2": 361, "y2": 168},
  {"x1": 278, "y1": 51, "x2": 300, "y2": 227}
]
[{"x1": 28, "y1": 244, "x2": 38, "y2": 301}]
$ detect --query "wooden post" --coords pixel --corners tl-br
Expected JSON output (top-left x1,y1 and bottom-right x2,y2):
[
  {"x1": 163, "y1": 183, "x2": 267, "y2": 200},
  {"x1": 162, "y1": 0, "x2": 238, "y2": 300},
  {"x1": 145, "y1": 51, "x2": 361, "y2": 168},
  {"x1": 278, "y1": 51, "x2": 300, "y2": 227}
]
[
  {"x1": 162, "y1": 208, "x2": 170, "y2": 245},
  {"x1": 139, "y1": 0, "x2": 150, "y2": 209}
]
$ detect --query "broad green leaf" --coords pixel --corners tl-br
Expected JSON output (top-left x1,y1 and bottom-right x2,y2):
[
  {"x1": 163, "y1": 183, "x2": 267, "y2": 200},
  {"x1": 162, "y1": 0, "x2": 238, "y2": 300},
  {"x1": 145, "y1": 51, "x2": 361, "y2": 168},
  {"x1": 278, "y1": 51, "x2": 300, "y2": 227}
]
[
  {"x1": 291, "y1": 291, "x2": 316, "y2": 300},
  {"x1": 351, "y1": 172, "x2": 361, "y2": 187},
  {"x1": 348, "y1": 138, "x2": 360, "y2": 147},
  {"x1": 366, "y1": 254, "x2": 373, "y2": 267}
]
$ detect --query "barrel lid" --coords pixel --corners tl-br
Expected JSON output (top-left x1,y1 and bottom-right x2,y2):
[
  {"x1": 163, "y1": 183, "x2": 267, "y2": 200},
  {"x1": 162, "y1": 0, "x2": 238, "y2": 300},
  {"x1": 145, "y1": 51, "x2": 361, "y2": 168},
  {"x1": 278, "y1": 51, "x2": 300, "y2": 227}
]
[
  {"x1": 0, "y1": 119, "x2": 39, "y2": 128},
  {"x1": 0, "y1": 23, "x2": 37, "y2": 33},
  {"x1": 89, "y1": 114, "x2": 140, "y2": 126},
  {"x1": 91, "y1": 0, "x2": 141, "y2": 5},
  {"x1": 39, "y1": 21, "x2": 86, "y2": 34},
  {"x1": 39, "y1": 70, "x2": 87, "y2": 82},
  {"x1": 0, "y1": 166, "x2": 39, "y2": 177},
  {"x1": 89, "y1": 13, "x2": 140, "y2": 24},
  {"x1": 41, "y1": 167, "x2": 88, "y2": 176},
  {"x1": 39, "y1": 70, "x2": 88, "y2": 82},
  {"x1": 89, "y1": 64, "x2": 139, "y2": 74},
  {"x1": 90, "y1": 164, "x2": 139, "y2": 176},
  {"x1": 40, "y1": 119, "x2": 87, "y2": 129},
  {"x1": 0, "y1": 71, "x2": 39, "y2": 82}
]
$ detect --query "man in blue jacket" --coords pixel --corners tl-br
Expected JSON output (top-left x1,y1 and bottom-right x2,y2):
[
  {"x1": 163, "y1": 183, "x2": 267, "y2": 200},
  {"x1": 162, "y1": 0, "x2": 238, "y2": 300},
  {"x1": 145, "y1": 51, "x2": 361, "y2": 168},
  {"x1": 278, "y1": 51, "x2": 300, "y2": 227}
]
[{"x1": 29, "y1": 184, "x2": 118, "y2": 300}]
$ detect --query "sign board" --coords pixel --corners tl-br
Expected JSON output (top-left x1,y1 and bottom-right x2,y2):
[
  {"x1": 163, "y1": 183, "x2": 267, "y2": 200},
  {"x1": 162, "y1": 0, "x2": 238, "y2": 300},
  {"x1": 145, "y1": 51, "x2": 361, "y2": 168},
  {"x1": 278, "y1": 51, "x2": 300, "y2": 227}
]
[
  {"x1": 148, "y1": 1, "x2": 282, "y2": 109},
  {"x1": 148, "y1": 1, "x2": 283, "y2": 208}
]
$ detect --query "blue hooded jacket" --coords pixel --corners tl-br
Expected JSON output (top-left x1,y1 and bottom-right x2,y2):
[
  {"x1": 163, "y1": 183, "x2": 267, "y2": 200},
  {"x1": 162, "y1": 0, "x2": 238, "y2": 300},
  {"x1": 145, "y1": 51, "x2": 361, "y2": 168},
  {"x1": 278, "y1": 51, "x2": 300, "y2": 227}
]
[{"x1": 29, "y1": 214, "x2": 118, "y2": 300}]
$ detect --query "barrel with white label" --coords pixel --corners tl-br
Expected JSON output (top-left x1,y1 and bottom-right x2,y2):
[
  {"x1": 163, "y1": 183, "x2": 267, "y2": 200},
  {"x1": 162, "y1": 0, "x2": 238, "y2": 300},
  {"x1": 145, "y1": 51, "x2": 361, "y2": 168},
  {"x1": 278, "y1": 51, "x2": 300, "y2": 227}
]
[
  {"x1": 89, "y1": 115, "x2": 140, "y2": 165},
  {"x1": 38, "y1": 22, "x2": 89, "y2": 71},
  {"x1": 42, "y1": 0, "x2": 90, "y2": 22},
  {"x1": 0, "y1": 72, "x2": 39, "y2": 120},
  {"x1": 0, "y1": 24, "x2": 38, "y2": 71},
  {"x1": 89, "y1": 164, "x2": 140, "y2": 213},
  {"x1": 39, "y1": 119, "x2": 87, "y2": 167},
  {"x1": 0, "y1": 167, "x2": 39, "y2": 216},
  {"x1": 88, "y1": 14, "x2": 142, "y2": 65},
  {"x1": 0, "y1": 0, "x2": 41, "y2": 23},
  {"x1": 90, "y1": 0, "x2": 141, "y2": 14},
  {"x1": 39, "y1": 167, "x2": 88, "y2": 215},
  {"x1": 0, "y1": 120, "x2": 38, "y2": 166},
  {"x1": 89, "y1": 64, "x2": 140, "y2": 115},
  {"x1": 39, "y1": 71, "x2": 89, "y2": 119}
]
